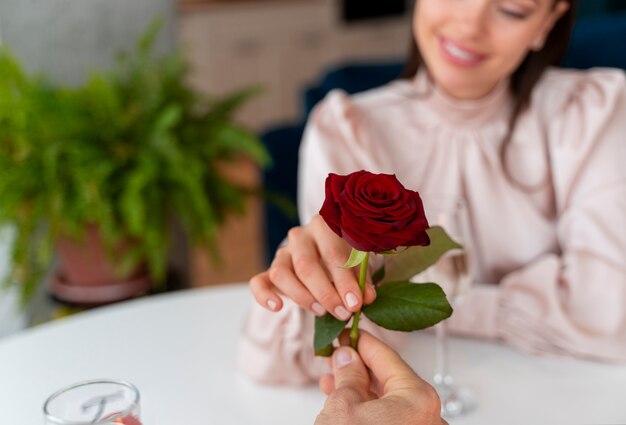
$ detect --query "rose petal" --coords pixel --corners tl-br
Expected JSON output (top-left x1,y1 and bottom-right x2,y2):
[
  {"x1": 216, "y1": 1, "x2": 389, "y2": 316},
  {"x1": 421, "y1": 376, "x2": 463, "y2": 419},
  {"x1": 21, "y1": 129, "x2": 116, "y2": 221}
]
[{"x1": 319, "y1": 171, "x2": 430, "y2": 252}]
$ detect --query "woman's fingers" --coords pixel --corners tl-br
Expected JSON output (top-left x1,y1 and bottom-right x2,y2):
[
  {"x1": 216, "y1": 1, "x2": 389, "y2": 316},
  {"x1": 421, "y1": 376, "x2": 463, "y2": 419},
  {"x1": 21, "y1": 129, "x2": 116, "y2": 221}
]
[
  {"x1": 249, "y1": 264, "x2": 324, "y2": 317},
  {"x1": 287, "y1": 226, "x2": 351, "y2": 320},
  {"x1": 318, "y1": 244, "x2": 363, "y2": 313},
  {"x1": 249, "y1": 271, "x2": 283, "y2": 312},
  {"x1": 268, "y1": 247, "x2": 327, "y2": 316},
  {"x1": 314, "y1": 216, "x2": 378, "y2": 309},
  {"x1": 310, "y1": 215, "x2": 367, "y2": 313},
  {"x1": 364, "y1": 282, "x2": 377, "y2": 305},
  {"x1": 254, "y1": 217, "x2": 379, "y2": 319}
]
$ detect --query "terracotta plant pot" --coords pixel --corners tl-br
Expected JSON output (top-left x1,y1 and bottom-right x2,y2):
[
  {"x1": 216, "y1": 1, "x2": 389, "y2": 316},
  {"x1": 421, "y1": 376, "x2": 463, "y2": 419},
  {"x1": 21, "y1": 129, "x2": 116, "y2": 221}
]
[{"x1": 50, "y1": 225, "x2": 152, "y2": 306}]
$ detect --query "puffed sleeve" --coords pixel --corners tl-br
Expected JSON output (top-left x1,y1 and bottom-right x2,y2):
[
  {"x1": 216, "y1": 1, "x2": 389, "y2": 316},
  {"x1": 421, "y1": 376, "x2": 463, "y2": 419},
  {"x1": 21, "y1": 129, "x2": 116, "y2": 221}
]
[
  {"x1": 238, "y1": 91, "x2": 403, "y2": 384},
  {"x1": 448, "y1": 69, "x2": 626, "y2": 361}
]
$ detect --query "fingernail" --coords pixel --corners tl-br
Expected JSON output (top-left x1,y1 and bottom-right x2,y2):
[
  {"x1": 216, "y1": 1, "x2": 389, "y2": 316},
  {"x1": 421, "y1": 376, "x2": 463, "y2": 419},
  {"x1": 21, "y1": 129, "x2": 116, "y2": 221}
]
[
  {"x1": 311, "y1": 302, "x2": 326, "y2": 316},
  {"x1": 334, "y1": 348, "x2": 353, "y2": 369},
  {"x1": 334, "y1": 306, "x2": 351, "y2": 321},
  {"x1": 267, "y1": 299, "x2": 277, "y2": 311},
  {"x1": 345, "y1": 292, "x2": 359, "y2": 309}
]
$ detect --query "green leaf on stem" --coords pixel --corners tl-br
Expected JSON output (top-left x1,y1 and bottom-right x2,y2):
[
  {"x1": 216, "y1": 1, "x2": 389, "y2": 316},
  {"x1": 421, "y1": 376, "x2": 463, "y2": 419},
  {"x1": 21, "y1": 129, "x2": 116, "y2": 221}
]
[
  {"x1": 362, "y1": 281, "x2": 453, "y2": 332},
  {"x1": 316, "y1": 344, "x2": 334, "y2": 357},
  {"x1": 342, "y1": 248, "x2": 367, "y2": 269},
  {"x1": 314, "y1": 313, "x2": 349, "y2": 356},
  {"x1": 381, "y1": 226, "x2": 461, "y2": 284}
]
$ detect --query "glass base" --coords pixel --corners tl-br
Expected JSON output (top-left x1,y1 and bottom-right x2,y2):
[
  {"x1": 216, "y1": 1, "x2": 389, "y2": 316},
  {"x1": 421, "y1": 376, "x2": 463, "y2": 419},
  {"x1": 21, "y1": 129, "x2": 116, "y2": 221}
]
[{"x1": 434, "y1": 376, "x2": 477, "y2": 419}]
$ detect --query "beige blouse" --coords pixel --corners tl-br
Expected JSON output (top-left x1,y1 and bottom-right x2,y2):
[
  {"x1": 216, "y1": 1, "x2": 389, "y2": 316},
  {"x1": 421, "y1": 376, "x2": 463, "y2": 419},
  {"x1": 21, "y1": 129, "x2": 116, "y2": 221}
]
[{"x1": 239, "y1": 67, "x2": 626, "y2": 384}]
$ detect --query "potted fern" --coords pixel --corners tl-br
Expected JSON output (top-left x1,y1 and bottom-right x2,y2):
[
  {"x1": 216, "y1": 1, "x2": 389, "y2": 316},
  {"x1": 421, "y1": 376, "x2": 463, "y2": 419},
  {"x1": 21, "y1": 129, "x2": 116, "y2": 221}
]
[{"x1": 0, "y1": 24, "x2": 269, "y2": 305}]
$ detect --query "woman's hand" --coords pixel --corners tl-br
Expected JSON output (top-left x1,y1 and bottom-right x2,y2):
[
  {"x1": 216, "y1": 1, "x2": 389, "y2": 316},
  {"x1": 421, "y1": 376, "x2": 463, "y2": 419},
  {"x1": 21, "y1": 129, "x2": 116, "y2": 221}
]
[{"x1": 250, "y1": 214, "x2": 376, "y2": 320}]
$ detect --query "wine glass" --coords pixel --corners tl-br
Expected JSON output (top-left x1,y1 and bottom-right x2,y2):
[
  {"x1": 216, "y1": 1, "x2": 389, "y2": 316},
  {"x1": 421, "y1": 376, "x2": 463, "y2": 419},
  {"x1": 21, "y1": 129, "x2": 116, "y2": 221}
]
[
  {"x1": 422, "y1": 196, "x2": 476, "y2": 418},
  {"x1": 43, "y1": 379, "x2": 142, "y2": 425}
]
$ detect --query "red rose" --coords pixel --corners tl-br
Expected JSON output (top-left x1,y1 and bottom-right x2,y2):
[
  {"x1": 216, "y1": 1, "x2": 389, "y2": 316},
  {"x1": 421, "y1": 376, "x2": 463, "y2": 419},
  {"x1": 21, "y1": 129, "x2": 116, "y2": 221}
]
[{"x1": 319, "y1": 171, "x2": 430, "y2": 253}]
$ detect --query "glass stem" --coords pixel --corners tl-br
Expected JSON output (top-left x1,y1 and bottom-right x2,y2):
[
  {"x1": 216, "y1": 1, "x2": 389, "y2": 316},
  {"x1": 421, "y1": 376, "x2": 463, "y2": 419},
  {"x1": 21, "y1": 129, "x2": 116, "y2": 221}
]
[
  {"x1": 434, "y1": 318, "x2": 451, "y2": 387},
  {"x1": 350, "y1": 252, "x2": 369, "y2": 349}
]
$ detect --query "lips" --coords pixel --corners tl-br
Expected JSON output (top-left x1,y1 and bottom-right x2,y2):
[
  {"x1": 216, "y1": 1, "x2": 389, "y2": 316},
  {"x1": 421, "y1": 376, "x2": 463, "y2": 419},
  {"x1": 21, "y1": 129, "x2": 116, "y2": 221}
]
[{"x1": 439, "y1": 36, "x2": 487, "y2": 67}]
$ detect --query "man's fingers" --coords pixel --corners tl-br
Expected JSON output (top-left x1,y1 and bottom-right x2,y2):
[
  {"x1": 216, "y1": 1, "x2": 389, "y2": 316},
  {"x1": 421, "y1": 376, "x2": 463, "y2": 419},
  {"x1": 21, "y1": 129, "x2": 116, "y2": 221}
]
[
  {"x1": 319, "y1": 374, "x2": 335, "y2": 395},
  {"x1": 331, "y1": 346, "x2": 371, "y2": 402},
  {"x1": 357, "y1": 332, "x2": 427, "y2": 395},
  {"x1": 315, "y1": 347, "x2": 371, "y2": 425},
  {"x1": 357, "y1": 332, "x2": 446, "y2": 423}
]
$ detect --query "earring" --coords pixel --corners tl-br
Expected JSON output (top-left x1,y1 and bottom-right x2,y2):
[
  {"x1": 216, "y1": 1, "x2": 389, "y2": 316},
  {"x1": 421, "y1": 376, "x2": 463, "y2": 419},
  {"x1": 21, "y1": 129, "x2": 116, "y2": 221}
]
[{"x1": 532, "y1": 37, "x2": 545, "y2": 51}]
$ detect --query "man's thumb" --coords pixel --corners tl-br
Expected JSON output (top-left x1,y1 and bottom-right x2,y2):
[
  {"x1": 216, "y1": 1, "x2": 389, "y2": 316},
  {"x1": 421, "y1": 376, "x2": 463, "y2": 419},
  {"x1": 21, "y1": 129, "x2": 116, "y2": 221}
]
[{"x1": 332, "y1": 346, "x2": 370, "y2": 402}]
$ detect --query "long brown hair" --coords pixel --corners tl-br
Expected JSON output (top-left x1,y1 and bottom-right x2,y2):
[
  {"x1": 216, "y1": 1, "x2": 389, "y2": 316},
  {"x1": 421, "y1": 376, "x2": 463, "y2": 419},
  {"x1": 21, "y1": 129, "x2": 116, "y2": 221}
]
[{"x1": 402, "y1": 0, "x2": 578, "y2": 189}]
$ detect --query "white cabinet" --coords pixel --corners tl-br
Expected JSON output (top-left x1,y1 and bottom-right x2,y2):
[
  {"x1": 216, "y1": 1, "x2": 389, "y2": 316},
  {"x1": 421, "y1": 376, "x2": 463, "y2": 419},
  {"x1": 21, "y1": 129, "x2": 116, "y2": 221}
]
[
  {"x1": 278, "y1": 27, "x2": 334, "y2": 121},
  {"x1": 178, "y1": 1, "x2": 335, "y2": 129},
  {"x1": 333, "y1": 19, "x2": 412, "y2": 62},
  {"x1": 178, "y1": 0, "x2": 411, "y2": 130}
]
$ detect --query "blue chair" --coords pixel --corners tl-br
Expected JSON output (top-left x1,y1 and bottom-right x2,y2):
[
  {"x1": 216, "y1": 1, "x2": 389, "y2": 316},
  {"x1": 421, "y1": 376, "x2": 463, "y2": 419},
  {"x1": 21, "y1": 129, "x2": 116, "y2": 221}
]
[
  {"x1": 302, "y1": 61, "x2": 405, "y2": 114},
  {"x1": 260, "y1": 12, "x2": 626, "y2": 265},
  {"x1": 261, "y1": 124, "x2": 305, "y2": 265},
  {"x1": 562, "y1": 11, "x2": 626, "y2": 70}
]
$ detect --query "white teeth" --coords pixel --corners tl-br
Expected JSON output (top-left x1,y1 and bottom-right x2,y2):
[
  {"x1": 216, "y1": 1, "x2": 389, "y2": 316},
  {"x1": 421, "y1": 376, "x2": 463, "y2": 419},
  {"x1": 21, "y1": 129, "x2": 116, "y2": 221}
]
[{"x1": 444, "y1": 40, "x2": 480, "y2": 61}]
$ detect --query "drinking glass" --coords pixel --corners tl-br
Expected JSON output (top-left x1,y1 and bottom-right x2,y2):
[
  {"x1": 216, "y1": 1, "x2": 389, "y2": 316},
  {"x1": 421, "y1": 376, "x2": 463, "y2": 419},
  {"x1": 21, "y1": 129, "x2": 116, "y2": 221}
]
[
  {"x1": 43, "y1": 379, "x2": 141, "y2": 425},
  {"x1": 422, "y1": 196, "x2": 476, "y2": 418}
]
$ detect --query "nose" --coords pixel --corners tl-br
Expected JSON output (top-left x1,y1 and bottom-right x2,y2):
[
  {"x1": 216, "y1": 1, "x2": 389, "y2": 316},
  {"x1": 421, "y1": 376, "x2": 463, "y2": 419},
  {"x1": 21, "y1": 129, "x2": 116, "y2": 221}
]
[{"x1": 453, "y1": 0, "x2": 490, "y2": 39}]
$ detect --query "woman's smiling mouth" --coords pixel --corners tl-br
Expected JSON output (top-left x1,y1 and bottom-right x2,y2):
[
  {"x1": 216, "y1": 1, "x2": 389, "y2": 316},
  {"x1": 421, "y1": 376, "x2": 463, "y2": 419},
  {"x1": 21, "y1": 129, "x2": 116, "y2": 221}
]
[{"x1": 439, "y1": 36, "x2": 487, "y2": 67}]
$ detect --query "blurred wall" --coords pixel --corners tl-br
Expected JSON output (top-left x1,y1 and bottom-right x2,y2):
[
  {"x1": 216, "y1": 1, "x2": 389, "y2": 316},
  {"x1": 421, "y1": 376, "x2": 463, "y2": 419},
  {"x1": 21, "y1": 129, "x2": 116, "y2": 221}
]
[{"x1": 0, "y1": 0, "x2": 175, "y2": 86}]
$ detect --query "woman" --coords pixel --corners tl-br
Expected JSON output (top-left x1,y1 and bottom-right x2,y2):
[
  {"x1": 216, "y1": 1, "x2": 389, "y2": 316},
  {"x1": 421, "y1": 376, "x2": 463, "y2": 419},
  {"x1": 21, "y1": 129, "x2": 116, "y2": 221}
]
[{"x1": 239, "y1": 0, "x2": 626, "y2": 384}]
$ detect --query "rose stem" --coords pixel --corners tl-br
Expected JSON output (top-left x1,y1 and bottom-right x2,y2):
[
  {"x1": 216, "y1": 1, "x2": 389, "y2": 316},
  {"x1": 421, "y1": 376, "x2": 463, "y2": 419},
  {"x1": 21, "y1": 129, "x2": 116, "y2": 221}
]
[{"x1": 350, "y1": 251, "x2": 370, "y2": 349}]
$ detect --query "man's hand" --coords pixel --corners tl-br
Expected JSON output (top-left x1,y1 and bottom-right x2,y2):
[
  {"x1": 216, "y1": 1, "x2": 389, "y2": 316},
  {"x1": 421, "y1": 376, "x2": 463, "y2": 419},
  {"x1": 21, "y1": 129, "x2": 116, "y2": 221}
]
[{"x1": 315, "y1": 332, "x2": 447, "y2": 425}]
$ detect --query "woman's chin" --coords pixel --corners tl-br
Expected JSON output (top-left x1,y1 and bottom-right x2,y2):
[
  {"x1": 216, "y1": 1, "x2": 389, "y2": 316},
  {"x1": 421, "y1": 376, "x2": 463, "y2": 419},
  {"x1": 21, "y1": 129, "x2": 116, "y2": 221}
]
[{"x1": 432, "y1": 72, "x2": 497, "y2": 101}]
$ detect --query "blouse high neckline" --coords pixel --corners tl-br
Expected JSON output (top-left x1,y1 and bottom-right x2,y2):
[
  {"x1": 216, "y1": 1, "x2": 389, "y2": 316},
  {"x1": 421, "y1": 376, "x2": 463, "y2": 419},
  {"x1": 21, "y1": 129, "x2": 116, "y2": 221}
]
[{"x1": 412, "y1": 70, "x2": 512, "y2": 128}]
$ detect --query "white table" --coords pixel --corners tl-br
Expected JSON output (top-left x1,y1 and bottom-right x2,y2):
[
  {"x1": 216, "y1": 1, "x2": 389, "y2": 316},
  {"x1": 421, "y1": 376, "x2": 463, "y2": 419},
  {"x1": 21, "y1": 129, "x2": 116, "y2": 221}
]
[{"x1": 1, "y1": 284, "x2": 625, "y2": 424}]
